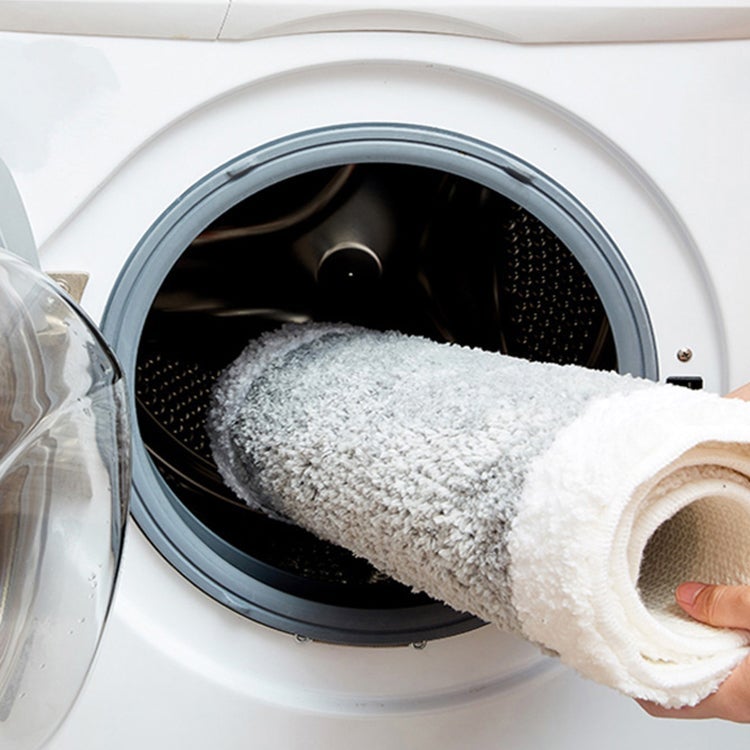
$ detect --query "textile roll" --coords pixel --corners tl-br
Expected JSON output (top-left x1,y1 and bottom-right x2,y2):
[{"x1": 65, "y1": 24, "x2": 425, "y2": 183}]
[{"x1": 208, "y1": 324, "x2": 750, "y2": 707}]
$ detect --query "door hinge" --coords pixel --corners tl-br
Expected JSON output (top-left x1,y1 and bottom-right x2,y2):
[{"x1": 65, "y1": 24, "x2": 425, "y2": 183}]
[{"x1": 47, "y1": 272, "x2": 90, "y2": 304}]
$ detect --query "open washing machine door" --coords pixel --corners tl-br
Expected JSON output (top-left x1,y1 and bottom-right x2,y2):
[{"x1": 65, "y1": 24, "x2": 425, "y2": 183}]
[{"x1": 0, "y1": 160, "x2": 130, "y2": 750}]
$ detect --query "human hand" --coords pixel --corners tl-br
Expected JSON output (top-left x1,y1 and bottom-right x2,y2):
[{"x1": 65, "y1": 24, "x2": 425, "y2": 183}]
[
  {"x1": 638, "y1": 583, "x2": 750, "y2": 721},
  {"x1": 727, "y1": 382, "x2": 750, "y2": 402}
]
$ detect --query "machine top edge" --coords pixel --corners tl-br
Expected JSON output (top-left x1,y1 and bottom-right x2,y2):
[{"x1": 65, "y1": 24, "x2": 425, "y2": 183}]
[{"x1": 1, "y1": 1, "x2": 750, "y2": 44}]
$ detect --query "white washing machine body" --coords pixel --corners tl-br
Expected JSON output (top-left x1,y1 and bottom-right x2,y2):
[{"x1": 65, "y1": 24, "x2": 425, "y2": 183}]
[{"x1": 1, "y1": 5, "x2": 750, "y2": 748}]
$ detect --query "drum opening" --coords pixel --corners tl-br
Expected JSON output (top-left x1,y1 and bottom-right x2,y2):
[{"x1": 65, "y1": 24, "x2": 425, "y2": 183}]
[
  {"x1": 103, "y1": 126, "x2": 656, "y2": 644},
  {"x1": 135, "y1": 163, "x2": 615, "y2": 610}
]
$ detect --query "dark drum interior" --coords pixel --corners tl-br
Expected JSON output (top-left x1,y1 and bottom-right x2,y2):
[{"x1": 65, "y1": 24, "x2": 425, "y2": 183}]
[{"x1": 135, "y1": 163, "x2": 617, "y2": 612}]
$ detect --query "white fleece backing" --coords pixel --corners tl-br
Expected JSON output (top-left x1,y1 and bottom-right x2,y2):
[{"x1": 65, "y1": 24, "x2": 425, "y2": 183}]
[{"x1": 208, "y1": 324, "x2": 750, "y2": 707}]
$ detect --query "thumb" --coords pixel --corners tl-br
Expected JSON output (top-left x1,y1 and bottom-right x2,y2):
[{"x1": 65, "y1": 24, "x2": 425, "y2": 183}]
[{"x1": 676, "y1": 582, "x2": 750, "y2": 629}]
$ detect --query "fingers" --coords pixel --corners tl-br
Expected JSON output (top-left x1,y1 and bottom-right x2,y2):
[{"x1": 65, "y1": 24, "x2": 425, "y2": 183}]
[
  {"x1": 637, "y1": 697, "x2": 717, "y2": 720},
  {"x1": 675, "y1": 583, "x2": 750, "y2": 629},
  {"x1": 638, "y1": 658, "x2": 750, "y2": 722},
  {"x1": 726, "y1": 382, "x2": 750, "y2": 401}
]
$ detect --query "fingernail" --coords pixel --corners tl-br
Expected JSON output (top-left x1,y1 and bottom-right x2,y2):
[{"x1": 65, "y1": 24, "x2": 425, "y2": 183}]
[{"x1": 676, "y1": 582, "x2": 707, "y2": 607}]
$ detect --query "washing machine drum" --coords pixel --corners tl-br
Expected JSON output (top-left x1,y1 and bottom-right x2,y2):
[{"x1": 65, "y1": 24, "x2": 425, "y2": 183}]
[
  {"x1": 0, "y1": 249, "x2": 129, "y2": 750},
  {"x1": 139, "y1": 166, "x2": 616, "y2": 517},
  {"x1": 123, "y1": 156, "x2": 644, "y2": 646}
]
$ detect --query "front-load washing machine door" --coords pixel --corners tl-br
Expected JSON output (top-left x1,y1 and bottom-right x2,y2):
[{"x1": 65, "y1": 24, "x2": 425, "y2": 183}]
[{"x1": 0, "y1": 159, "x2": 130, "y2": 750}]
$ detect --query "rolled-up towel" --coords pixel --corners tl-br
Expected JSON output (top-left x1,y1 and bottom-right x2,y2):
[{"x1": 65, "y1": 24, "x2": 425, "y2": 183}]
[{"x1": 207, "y1": 323, "x2": 750, "y2": 707}]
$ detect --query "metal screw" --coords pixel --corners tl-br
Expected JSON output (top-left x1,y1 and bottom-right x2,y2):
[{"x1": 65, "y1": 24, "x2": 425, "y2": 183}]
[
  {"x1": 294, "y1": 634, "x2": 310, "y2": 644},
  {"x1": 676, "y1": 348, "x2": 693, "y2": 363},
  {"x1": 411, "y1": 641, "x2": 427, "y2": 650}
]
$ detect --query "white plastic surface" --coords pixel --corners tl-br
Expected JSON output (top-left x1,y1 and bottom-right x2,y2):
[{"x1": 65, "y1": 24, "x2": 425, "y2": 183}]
[
  {"x1": 0, "y1": 159, "x2": 37, "y2": 267},
  {"x1": 2, "y1": 0, "x2": 750, "y2": 41},
  {"x1": 0, "y1": 0, "x2": 229, "y2": 40},
  {"x1": 46, "y1": 527, "x2": 750, "y2": 749},
  {"x1": 8, "y1": 31, "x2": 742, "y2": 387},
  {"x1": 223, "y1": 0, "x2": 750, "y2": 43},
  {"x1": 1, "y1": 26, "x2": 750, "y2": 750}
]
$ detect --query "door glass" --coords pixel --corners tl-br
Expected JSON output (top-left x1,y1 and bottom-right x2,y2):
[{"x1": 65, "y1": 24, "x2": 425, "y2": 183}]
[{"x1": 0, "y1": 249, "x2": 129, "y2": 749}]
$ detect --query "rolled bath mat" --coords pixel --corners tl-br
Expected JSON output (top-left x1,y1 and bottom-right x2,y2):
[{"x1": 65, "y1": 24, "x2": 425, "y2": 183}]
[{"x1": 207, "y1": 323, "x2": 750, "y2": 707}]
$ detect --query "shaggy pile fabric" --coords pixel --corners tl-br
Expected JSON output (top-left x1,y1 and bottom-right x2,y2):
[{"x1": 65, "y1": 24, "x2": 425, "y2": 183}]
[{"x1": 208, "y1": 323, "x2": 750, "y2": 707}]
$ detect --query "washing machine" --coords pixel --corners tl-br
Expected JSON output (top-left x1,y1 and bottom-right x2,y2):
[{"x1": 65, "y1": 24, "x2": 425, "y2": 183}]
[{"x1": 1, "y1": 2, "x2": 750, "y2": 748}]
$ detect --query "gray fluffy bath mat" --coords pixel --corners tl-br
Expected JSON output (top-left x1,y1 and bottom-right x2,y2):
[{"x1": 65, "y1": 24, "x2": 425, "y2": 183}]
[{"x1": 208, "y1": 323, "x2": 750, "y2": 708}]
